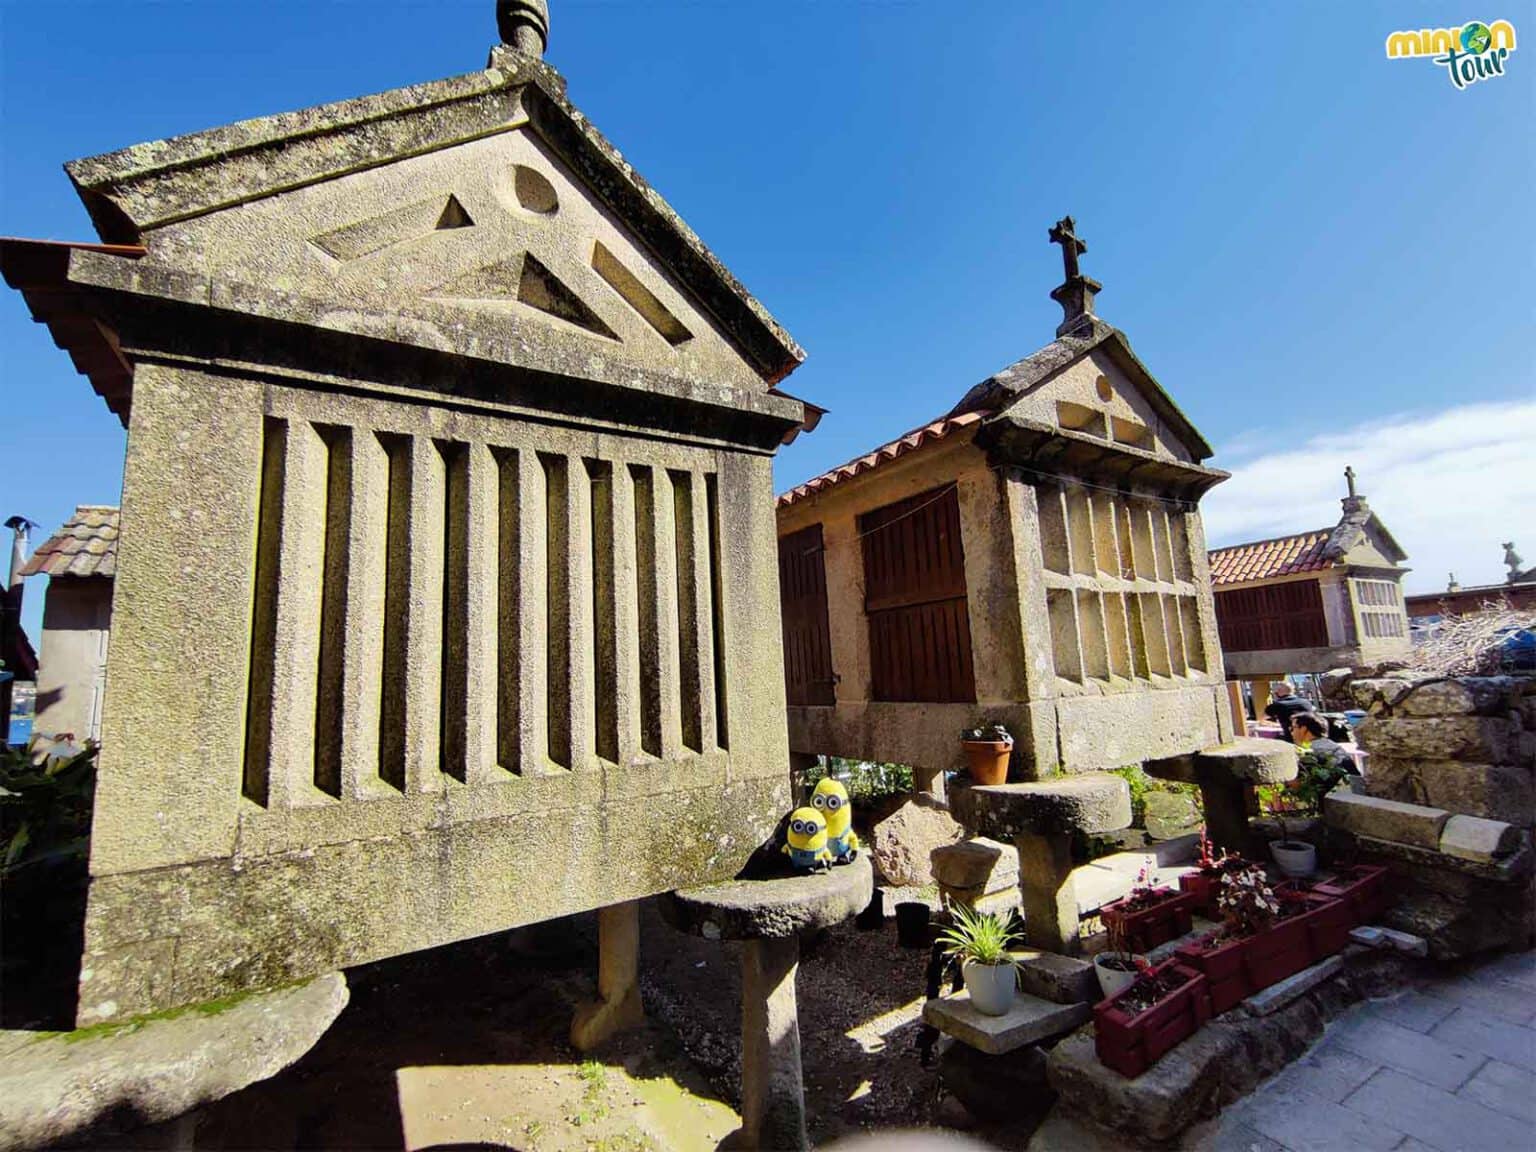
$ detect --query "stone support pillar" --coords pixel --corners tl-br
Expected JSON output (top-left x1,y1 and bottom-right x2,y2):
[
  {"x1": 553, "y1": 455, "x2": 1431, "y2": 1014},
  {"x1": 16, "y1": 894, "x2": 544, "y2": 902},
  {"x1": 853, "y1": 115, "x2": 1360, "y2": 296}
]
[
  {"x1": 740, "y1": 935, "x2": 808, "y2": 1152},
  {"x1": 1196, "y1": 770, "x2": 1255, "y2": 856},
  {"x1": 1014, "y1": 831, "x2": 1079, "y2": 955},
  {"x1": 570, "y1": 900, "x2": 644, "y2": 1051}
]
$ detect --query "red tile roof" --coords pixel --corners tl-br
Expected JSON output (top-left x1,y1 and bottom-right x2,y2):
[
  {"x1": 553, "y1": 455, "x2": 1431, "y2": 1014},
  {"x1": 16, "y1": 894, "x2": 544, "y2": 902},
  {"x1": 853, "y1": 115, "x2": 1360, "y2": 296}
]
[
  {"x1": 777, "y1": 411, "x2": 984, "y2": 508},
  {"x1": 1207, "y1": 530, "x2": 1333, "y2": 587},
  {"x1": 19, "y1": 505, "x2": 120, "y2": 579}
]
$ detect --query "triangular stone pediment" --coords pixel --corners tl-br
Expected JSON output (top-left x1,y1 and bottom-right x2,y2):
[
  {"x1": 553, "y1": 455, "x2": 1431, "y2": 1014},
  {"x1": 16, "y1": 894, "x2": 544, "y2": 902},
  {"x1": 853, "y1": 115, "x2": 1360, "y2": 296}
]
[
  {"x1": 137, "y1": 124, "x2": 763, "y2": 391},
  {"x1": 996, "y1": 344, "x2": 1204, "y2": 464}
]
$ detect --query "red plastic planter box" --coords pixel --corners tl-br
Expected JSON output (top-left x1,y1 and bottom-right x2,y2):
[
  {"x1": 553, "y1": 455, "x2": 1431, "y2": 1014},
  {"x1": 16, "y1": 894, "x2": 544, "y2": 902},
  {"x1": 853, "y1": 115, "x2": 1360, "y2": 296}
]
[
  {"x1": 1175, "y1": 934, "x2": 1250, "y2": 1015},
  {"x1": 1094, "y1": 961, "x2": 1210, "y2": 1079},
  {"x1": 1315, "y1": 864, "x2": 1390, "y2": 923},
  {"x1": 1297, "y1": 892, "x2": 1355, "y2": 960},
  {"x1": 1244, "y1": 902, "x2": 1312, "y2": 990},
  {"x1": 1178, "y1": 872, "x2": 1218, "y2": 918},
  {"x1": 1101, "y1": 888, "x2": 1196, "y2": 953}
]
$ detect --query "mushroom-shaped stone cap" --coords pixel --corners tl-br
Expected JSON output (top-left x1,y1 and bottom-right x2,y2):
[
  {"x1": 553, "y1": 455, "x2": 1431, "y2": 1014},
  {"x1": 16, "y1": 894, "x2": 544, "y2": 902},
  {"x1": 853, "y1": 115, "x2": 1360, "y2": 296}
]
[
  {"x1": 660, "y1": 854, "x2": 873, "y2": 941},
  {"x1": 1145, "y1": 738, "x2": 1299, "y2": 786},
  {"x1": 950, "y1": 774, "x2": 1132, "y2": 841}
]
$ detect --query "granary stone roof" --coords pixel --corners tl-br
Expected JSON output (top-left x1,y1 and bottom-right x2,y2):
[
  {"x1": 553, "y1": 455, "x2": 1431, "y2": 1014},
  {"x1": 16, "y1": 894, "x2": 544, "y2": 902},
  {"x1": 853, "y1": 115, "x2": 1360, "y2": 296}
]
[
  {"x1": 1207, "y1": 530, "x2": 1333, "y2": 587},
  {"x1": 18, "y1": 505, "x2": 120, "y2": 579}
]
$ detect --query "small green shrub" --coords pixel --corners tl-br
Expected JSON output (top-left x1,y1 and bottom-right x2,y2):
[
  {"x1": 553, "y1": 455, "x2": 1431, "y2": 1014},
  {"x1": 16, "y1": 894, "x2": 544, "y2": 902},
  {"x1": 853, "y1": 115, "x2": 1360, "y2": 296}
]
[
  {"x1": 1, "y1": 740, "x2": 97, "y2": 877},
  {"x1": 799, "y1": 757, "x2": 913, "y2": 805},
  {"x1": 937, "y1": 903, "x2": 1022, "y2": 966}
]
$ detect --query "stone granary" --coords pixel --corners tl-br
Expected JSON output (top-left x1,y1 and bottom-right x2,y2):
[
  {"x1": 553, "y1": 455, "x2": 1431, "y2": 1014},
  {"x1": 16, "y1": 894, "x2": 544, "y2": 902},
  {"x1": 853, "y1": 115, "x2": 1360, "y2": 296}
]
[
  {"x1": 1209, "y1": 468, "x2": 1412, "y2": 720},
  {"x1": 777, "y1": 217, "x2": 1236, "y2": 794},
  {"x1": 777, "y1": 220, "x2": 1294, "y2": 953},
  {"x1": 1, "y1": 0, "x2": 821, "y2": 1069},
  {"x1": 16, "y1": 505, "x2": 118, "y2": 744}
]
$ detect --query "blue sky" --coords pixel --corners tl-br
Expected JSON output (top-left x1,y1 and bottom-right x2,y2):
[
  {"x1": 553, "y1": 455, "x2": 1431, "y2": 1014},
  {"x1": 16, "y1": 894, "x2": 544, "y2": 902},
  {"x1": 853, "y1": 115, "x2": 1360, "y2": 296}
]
[{"x1": 2, "y1": 1, "x2": 1533, "y2": 641}]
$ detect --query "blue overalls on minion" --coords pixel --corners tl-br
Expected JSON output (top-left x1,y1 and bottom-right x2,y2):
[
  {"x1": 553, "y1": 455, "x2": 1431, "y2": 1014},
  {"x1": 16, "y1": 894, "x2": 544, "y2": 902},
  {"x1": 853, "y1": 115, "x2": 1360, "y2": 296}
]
[
  {"x1": 827, "y1": 829, "x2": 857, "y2": 862},
  {"x1": 787, "y1": 845, "x2": 828, "y2": 869}
]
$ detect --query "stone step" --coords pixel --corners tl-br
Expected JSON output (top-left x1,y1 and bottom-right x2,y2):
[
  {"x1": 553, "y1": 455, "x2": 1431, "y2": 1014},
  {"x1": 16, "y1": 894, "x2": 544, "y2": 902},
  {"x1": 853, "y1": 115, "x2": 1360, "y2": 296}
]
[{"x1": 922, "y1": 988, "x2": 1092, "y2": 1055}]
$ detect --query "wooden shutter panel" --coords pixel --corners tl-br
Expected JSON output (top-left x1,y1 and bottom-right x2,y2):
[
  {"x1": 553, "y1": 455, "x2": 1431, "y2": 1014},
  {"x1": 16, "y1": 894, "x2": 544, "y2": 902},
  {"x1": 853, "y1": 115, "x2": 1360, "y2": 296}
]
[
  {"x1": 778, "y1": 524, "x2": 836, "y2": 706},
  {"x1": 859, "y1": 485, "x2": 976, "y2": 703}
]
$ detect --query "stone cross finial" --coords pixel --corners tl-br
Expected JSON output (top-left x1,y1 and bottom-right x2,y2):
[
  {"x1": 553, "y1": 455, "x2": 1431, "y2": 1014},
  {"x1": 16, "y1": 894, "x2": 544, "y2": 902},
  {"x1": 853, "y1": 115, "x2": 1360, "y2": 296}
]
[
  {"x1": 497, "y1": 0, "x2": 550, "y2": 56},
  {"x1": 1047, "y1": 215, "x2": 1102, "y2": 338},
  {"x1": 1503, "y1": 541, "x2": 1524, "y2": 581},
  {"x1": 1344, "y1": 465, "x2": 1357, "y2": 498},
  {"x1": 1049, "y1": 216, "x2": 1087, "y2": 281}
]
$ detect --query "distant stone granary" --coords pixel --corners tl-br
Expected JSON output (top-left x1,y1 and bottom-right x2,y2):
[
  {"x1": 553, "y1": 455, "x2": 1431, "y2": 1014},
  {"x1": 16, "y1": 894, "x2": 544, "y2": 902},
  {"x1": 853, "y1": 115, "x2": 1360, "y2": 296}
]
[
  {"x1": 775, "y1": 218, "x2": 1234, "y2": 793},
  {"x1": 1208, "y1": 470, "x2": 1412, "y2": 715},
  {"x1": 17, "y1": 505, "x2": 118, "y2": 743},
  {"x1": 2, "y1": 1, "x2": 815, "y2": 1026}
]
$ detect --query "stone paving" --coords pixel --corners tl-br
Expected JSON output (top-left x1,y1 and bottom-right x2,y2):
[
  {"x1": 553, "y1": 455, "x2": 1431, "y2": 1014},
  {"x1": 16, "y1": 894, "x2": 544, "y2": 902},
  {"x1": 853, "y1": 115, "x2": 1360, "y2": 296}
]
[{"x1": 1193, "y1": 950, "x2": 1536, "y2": 1151}]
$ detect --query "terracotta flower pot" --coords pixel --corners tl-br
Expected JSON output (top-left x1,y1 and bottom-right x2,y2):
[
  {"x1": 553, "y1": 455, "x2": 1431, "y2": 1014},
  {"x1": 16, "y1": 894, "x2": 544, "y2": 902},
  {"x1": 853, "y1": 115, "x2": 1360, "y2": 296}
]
[{"x1": 961, "y1": 739, "x2": 1012, "y2": 785}]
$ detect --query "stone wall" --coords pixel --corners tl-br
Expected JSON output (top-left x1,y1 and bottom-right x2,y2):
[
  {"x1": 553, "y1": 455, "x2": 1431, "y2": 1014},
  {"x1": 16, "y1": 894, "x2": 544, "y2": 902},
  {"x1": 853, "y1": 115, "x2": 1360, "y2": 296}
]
[
  {"x1": 1347, "y1": 674, "x2": 1535, "y2": 828},
  {"x1": 1321, "y1": 672, "x2": 1535, "y2": 958}
]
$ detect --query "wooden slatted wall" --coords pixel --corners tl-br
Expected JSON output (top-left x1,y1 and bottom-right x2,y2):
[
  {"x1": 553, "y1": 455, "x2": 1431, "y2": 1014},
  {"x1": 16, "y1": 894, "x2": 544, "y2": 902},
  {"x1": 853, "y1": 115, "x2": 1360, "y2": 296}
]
[
  {"x1": 778, "y1": 524, "x2": 836, "y2": 706},
  {"x1": 859, "y1": 485, "x2": 976, "y2": 703},
  {"x1": 1214, "y1": 579, "x2": 1329, "y2": 652}
]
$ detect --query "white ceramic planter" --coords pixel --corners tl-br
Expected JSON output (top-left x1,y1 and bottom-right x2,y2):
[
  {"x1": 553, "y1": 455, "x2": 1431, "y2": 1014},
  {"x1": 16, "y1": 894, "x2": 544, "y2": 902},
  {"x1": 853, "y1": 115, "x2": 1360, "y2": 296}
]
[
  {"x1": 1093, "y1": 952, "x2": 1142, "y2": 999},
  {"x1": 963, "y1": 959, "x2": 1016, "y2": 1016},
  {"x1": 1270, "y1": 839, "x2": 1317, "y2": 878}
]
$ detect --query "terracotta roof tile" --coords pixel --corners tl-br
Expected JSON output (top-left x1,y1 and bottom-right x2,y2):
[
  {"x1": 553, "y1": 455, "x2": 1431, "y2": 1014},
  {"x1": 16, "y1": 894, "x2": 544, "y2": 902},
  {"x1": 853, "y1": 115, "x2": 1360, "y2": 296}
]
[
  {"x1": 777, "y1": 411, "x2": 985, "y2": 508},
  {"x1": 1207, "y1": 530, "x2": 1334, "y2": 587},
  {"x1": 18, "y1": 505, "x2": 120, "y2": 579}
]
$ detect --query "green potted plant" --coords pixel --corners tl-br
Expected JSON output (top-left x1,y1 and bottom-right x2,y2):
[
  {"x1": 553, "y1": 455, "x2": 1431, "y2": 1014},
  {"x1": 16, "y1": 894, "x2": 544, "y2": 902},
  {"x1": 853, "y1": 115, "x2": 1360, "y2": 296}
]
[
  {"x1": 1264, "y1": 790, "x2": 1316, "y2": 878},
  {"x1": 938, "y1": 903, "x2": 1021, "y2": 1016},
  {"x1": 960, "y1": 723, "x2": 1013, "y2": 786}
]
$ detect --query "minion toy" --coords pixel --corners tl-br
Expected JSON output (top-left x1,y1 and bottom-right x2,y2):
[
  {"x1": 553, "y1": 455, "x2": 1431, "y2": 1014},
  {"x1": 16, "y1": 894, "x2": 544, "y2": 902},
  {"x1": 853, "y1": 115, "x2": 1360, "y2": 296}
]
[
  {"x1": 811, "y1": 778, "x2": 860, "y2": 864},
  {"x1": 782, "y1": 807, "x2": 833, "y2": 872}
]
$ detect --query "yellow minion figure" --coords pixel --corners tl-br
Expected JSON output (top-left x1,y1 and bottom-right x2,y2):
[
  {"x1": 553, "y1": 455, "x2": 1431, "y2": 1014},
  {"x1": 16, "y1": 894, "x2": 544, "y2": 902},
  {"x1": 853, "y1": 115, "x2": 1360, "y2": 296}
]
[
  {"x1": 782, "y1": 807, "x2": 832, "y2": 872},
  {"x1": 811, "y1": 778, "x2": 860, "y2": 864}
]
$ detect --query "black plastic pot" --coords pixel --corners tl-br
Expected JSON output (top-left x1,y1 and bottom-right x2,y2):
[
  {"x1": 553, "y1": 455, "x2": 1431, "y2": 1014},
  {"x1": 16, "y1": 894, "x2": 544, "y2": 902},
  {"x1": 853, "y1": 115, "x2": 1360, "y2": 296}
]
[{"x1": 895, "y1": 901, "x2": 931, "y2": 948}]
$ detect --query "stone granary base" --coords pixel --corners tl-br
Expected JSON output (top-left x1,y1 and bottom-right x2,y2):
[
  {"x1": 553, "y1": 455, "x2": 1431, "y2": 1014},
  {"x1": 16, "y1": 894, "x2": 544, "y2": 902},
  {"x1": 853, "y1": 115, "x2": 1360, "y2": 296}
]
[
  {"x1": 660, "y1": 855, "x2": 873, "y2": 1151},
  {"x1": 1145, "y1": 737, "x2": 1298, "y2": 855}
]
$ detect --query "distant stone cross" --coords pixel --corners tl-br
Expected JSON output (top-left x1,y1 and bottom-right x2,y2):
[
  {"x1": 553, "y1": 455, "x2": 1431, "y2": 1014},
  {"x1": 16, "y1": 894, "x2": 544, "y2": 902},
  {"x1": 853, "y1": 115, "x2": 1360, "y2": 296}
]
[
  {"x1": 1049, "y1": 216, "x2": 1087, "y2": 281},
  {"x1": 1345, "y1": 465, "x2": 1357, "y2": 498}
]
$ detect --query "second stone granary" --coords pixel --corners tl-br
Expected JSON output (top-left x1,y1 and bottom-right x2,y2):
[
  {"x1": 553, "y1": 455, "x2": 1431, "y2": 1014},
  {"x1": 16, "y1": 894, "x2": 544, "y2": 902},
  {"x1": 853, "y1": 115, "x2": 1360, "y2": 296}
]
[
  {"x1": 1, "y1": 5, "x2": 817, "y2": 1022},
  {"x1": 776, "y1": 222, "x2": 1234, "y2": 792},
  {"x1": 1208, "y1": 472, "x2": 1412, "y2": 703}
]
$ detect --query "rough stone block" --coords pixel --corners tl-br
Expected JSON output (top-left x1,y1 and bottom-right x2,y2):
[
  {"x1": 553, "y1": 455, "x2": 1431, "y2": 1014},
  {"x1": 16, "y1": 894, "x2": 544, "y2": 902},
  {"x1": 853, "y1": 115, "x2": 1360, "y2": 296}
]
[
  {"x1": 1357, "y1": 716, "x2": 1516, "y2": 763},
  {"x1": 1144, "y1": 791, "x2": 1202, "y2": 841},
  {"x1": 923, "y1": 989, "x2": 1090, "y2": 1055},
  {"x1": 1325, "y1": 791, "x2": 1450, "y2": 850},
  {"x1": 1439, "y1": 814, "x2": 1520, "y2": 864},
  {"x1": 1420, "y1": 762, "x2": 1535, "y2": 827},
  {"x1": 931, "y1": 837, "x2": 1017, "y2": 891},
  {"x1": 1397, "y1": 677, "x2": 1519, "y2": 718},
  {"x1": 939, "y1": 1041, "x2": 1054, "y2": 1124},
  {"x1": 1014, "y1": 950, "x2": 1099, "y2": 1005},
  {"x1": 1376, "y1": 928, "x2": 1429, "y2": 957},
  {"x1": 1350, "y1": 678, "x2": 1414, "y2": 713},
  {"x1": 1350, "y1": 926, "x2": 1386, "y2": 948},
  {"x1": 1361, "y1": 756, "x2": 1425, "y2": 804},
  {"x1": 871, "y1": 797, "x2": 965, "y2": 887},
  {"x1": 1243, "y1": 955, "x2": 1345, "y2": 1017}
]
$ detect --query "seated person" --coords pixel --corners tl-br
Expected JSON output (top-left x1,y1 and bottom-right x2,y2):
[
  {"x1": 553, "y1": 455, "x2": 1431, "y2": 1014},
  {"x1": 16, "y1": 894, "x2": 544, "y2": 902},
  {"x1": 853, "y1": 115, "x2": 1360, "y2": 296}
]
[{"x1": 1289, "y1": 712, "x2": 1357, "y2": 774}]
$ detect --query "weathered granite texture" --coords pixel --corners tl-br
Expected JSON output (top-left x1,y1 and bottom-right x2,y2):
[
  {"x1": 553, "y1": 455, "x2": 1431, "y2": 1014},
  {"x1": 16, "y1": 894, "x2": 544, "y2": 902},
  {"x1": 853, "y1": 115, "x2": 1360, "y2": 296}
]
[
  {"x1": 949, "y1": 775, "x2": 1133, "y2": 840},
  {"x1": 1349, "y1": 674, "x2": 1535, "y2": 828},
  {"x1": 0, "y1": 974, "x2": 346, "y2": 1152},
  {"x1": 659, "y1": 856, "x2": 873, "y2": 942},
  {"x1": 5, "y1": 21, "x2": 817, "y2": 1025}
]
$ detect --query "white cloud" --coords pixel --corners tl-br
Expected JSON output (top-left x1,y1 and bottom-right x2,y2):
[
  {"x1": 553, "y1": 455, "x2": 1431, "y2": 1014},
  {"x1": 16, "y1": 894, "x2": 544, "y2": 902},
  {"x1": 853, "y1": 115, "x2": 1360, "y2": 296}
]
[{"x1": 1201, "y1": 398, "x2": 1536, "y2": 596}]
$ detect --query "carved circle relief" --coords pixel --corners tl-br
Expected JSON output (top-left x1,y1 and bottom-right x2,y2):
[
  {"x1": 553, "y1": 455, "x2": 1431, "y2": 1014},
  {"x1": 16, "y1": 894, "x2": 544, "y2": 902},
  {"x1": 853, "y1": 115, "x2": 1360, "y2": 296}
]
[
  {"x1": 1095, "y1": 374, "x2": 1113, "y2": 402},
  {"x1": 513, "y1": 165, "x2": 559, "y2": 214}
]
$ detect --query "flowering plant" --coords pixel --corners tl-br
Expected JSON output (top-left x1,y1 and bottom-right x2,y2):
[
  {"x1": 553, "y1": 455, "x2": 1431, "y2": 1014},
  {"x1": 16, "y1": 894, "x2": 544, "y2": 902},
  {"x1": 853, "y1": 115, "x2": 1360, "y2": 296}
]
[
  {"x1": 1217, "y1": 862, "x2": 1279, "y2": 938},
  {"x1": 1195, "y1": 829, "x2": 1241, "y2": 875}
]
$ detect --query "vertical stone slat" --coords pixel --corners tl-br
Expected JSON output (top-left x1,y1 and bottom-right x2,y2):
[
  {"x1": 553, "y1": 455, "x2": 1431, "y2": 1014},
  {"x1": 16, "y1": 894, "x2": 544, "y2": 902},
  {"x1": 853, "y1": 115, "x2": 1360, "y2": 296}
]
[
  {"x1": 588, "y1": 459, "x2": 620, "y2": 765},
  {"x1": 339, "y1": 429, "x2": 388, "y2": 799},
  {"x1": 438, "y1": 441, "x2": 470, "y2": 783},
  {"x1": 404, "y1": 436, "x2": 446, "y2": 793},
  {"x1": 461, "y1": 443, "x2": 501, "y2": 784},
  {"x1": 684, "y1": 471, "x2": 718, "y2": 751},
  {"x1": 265, "y1": 420, "x2": 329, "y2": 808},
  {"x1": 242, "y1": 417, "x2": 287, "y2": 806},
  {"x1": 705, "y1": 472, "x2": 729, "y2": 750},
  {"x1": 609, "y1": 462, "x2": 643, "y2": 764},
  {"x1": 377, "y1": 433, "x2": 413, "y2": 791},
  {"x1": 643, "y1": 465, "x2": 683, "y2": 758},
  {"x1": 515, "y1": 450, "x2": 548, "y2": 773}
]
